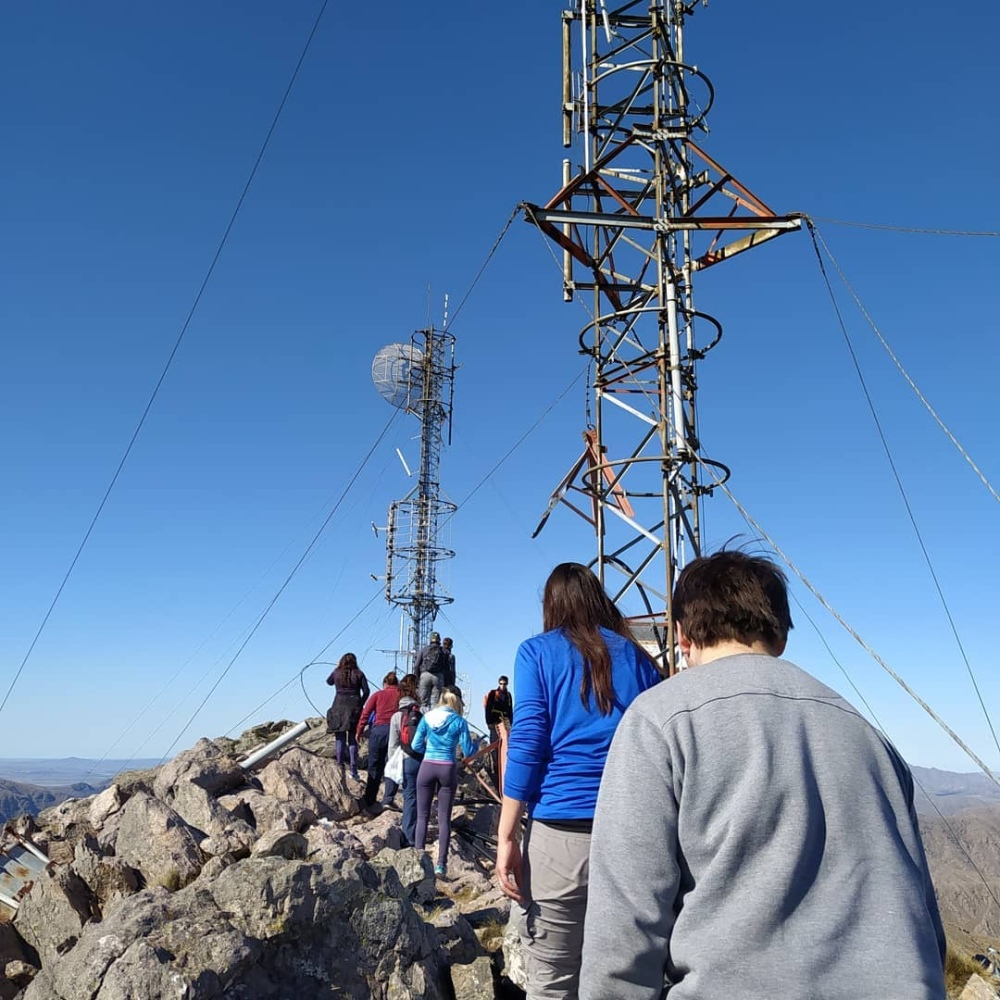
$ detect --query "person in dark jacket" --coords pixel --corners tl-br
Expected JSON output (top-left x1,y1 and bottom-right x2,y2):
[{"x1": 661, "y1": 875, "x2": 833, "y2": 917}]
[
  {"x1": 325, "y1": 652, "x2": 370, "y2": 781},
  {"x1": 442, "y1": 637, "x2": 457, "y2": 688},
  {"x1": 414, "y1": 632, "x2": 446, "y2": 710},
  {"x1": 357, "y1": 672, "x2": 401, "y2": 809},
  {"x1": 483, "y1": 675, "x2": 513, "y2": 788}
]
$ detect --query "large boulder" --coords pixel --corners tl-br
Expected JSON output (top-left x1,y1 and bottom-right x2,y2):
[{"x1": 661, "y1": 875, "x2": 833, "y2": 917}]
[
  {"x1": 158, "y1": 779, "x2": 257, "y2": 859},
  {"x1": 152, "y1": 739, "x2": 246, "y2": 799},
  {"x1": 256, "y1": 748, "x2": 358, "y2": 821},
  {"x1": 21, "y1": 885, "x2": 258, "y2": 1000},
  {"x1": 70, "y1": 834, "x2": 140, "y2": 913},
  {"x1": 13, "y1": 866, "x2": 97, "y2": 968},
  {"x1": 216, "y1": 786, "x2": 316, "y2": 838},
  {"x1": 449, "y1": 955, "x2": 495, "y2": 1000},
  {"x1": 22, "y1": 855, "x2": 449, "y2": 1000},
  {"x1": 370, "y1": 847, "x2": 437, "y2": 904},
  {"x1": 114, "y1": 791, "x2": 203, "y2": 890}
]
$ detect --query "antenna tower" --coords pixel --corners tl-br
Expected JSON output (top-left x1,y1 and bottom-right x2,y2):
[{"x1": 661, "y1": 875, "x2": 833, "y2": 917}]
[
  {"x1": 372, "y1": 328, "x2": 457, "y2": 666},
  {"x1": 527, "y1": 1, "x2": 800, "y2": 673}
]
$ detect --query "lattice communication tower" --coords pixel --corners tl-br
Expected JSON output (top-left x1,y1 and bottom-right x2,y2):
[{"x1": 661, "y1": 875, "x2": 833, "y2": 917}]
[
  {"x1": 372, "y1": 330, "x2": 457, "y2": 664},
  {"x1": 526, "y1": 1, "x2": 800, "y2": 673}
]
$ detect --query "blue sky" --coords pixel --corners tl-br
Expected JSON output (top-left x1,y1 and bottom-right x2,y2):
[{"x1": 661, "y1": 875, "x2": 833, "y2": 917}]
[{"x1": 3, "y1": 0, "x2": 999, "y2": 771}]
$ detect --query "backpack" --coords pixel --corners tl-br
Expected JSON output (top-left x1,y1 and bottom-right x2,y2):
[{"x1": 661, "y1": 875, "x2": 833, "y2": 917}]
[
  {"x1": 399, "y1": 704, "x2": 424, "y2": 760},
  {"x1": 422, "y1": 644, "x2": 444, "y2": 677}
]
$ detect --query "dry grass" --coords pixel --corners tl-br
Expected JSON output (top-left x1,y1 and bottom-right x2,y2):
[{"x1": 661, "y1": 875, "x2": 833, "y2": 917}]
[
  {"x1": 945, "y1": 944, "x2": 994, "y2": 999},
  {"x1": 155, "y1": 867, "x2": 182, "y2": 892},
  {"x1": 474, "y1": 916, "x2": 508, "y2": 953}
]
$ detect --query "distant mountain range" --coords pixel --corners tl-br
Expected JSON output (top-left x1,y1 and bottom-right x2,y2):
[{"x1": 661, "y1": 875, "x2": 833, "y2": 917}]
[
  {"x1": 0, "y1": 758, "x2": 160, "y2": 824},
  {"x1": 0, "y1": 777, "x2": 103, "y2": 824},
  {"x1": 912, "y1": 765, "x2": 1000, "y2": 816}
]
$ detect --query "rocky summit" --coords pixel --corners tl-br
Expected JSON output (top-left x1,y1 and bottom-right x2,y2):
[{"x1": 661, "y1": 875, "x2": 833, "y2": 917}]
[{"x1": 0, "y1": 721, "x2": 517, "y2": 999}]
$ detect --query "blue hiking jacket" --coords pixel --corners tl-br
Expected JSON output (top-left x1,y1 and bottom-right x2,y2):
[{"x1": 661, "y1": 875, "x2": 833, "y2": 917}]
[
  {"x1": 503, "y1": 626, "x2": 661, "y2": 820},
  {"x1": 411, "y1": 706, "x2": 478, "y2": 763}
]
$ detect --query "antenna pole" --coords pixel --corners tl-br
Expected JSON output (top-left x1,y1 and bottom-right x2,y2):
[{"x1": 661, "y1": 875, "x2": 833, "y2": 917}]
[
  {"x1": 373, "y1": 330, "x2": 457, "y2": 667},
  {"x1": 528, "y1": 1, "x2": 800, "y2": 673}
]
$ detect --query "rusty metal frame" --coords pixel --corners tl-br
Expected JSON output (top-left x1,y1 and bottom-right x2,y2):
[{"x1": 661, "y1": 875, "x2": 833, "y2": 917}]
[{"x1": 527, "y1": 1, "x2": 800, "y2": 673}]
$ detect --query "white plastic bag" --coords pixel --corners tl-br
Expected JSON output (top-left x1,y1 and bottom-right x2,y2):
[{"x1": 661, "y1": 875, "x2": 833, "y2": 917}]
[{"x1": 384, "y1": 746, "x2": 405, "y2": 785}]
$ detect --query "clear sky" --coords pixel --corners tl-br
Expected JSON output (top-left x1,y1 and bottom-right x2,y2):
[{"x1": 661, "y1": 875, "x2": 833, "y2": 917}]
[{"x1": 3, "y1": 1, "x2": 999, "y2": 771}]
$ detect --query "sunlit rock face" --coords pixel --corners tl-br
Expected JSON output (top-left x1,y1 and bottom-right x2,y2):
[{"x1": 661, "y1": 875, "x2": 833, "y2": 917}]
[{"x1": 4, "y1": 720, "x2": 513, "y2": 999}]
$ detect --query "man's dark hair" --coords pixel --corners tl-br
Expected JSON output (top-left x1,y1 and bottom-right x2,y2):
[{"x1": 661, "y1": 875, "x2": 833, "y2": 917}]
[
  {"x1": 498, "y1": 675, "x2": 509, "y2": 684},
  {"x1": 672, "y1": 550, "x2": 793, "y2": 650}
]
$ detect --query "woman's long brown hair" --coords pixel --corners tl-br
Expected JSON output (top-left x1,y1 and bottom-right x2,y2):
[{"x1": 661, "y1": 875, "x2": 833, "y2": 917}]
[
  {"x1": 337, "y1": 652, "x2": 361, "y2": 687},
  {"x1": 542, "y1": 562, "x2": 646, "y2": 716}
]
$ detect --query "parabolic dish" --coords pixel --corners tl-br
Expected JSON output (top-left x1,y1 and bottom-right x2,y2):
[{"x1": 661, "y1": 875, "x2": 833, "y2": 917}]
[{"x1": 372, "y1": 343, "x2": 424, "y2": 411}]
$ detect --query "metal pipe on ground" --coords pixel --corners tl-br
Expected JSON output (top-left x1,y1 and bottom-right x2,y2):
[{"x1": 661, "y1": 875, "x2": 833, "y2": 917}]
[{"x1": 239, "y1": 720, "x2": 310, "y2": 770}]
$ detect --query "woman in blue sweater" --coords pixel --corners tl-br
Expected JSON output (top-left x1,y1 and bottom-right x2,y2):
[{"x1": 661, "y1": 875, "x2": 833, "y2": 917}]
[
  {"x1": 496, "y1": 562, "x2": 661, "y2": 1000},
  {"x1": 411, "y1": 686, "x2": 479, "y2": 877}
]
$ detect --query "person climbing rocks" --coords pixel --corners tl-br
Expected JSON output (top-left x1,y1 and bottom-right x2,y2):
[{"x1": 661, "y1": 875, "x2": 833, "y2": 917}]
[
  {"x1": 385, "y1": 673, "x2": 423, "y2": 845},
  {"x1": 325, "y1": 652, "x2": 370, "y2": 781},
  {"x1": 356, "y1": 672, "x2": 401, "y2": 810},
  {"x1": 411, "y1": 686, "x2": 479, "y2": 878},
  {"x1": 414, "y1": 631, "x2": 446, "y2": 711},
  {"x1": 579, "y1": 549, "x2": 947, "y2": 1000}
]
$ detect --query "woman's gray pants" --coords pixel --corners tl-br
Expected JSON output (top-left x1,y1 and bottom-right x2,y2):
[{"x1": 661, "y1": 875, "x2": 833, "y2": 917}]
[{"x1": 513, "y1": 819, "x2": 591, "y2": 999}]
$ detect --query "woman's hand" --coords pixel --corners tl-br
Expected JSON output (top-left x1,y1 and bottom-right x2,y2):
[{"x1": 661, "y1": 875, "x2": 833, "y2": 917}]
[
  {"x1": 495, "y1": 834, "x2": 524, "y2": 903},
  {"x1": 495, "y1": 794, "x2": 527, "y2": 903}
]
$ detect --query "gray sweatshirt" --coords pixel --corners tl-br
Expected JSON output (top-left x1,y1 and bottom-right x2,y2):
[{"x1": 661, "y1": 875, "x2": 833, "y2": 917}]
[
  {"x1": 580, "y1": 654, "x2": 946, "y2": 1000},
  {"x1": 387, "y1": 696, "x2": 419, "y2": 758}
]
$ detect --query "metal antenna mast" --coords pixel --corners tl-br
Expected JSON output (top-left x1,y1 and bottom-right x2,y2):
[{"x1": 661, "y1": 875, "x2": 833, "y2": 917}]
[
  {"x1": 526, "y1": 1, "x2": 800, "y2": 674},
  {"x1": 372, "y1": 328, "x2": 457, "y2": 666}
]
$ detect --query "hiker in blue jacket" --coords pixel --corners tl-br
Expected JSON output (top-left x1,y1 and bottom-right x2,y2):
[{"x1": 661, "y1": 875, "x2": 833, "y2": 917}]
[
  {"x1": 411, "y1": 686, "x2": 479, "y2": 877},
  {"x1": 495, "y1": 562, "x2": 661, "y2": 999}
]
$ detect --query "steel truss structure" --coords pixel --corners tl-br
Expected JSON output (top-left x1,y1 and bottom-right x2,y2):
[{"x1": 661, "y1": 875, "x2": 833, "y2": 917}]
[
  {"x1": 374, "y1": 327, "x2": 457, "y2": 663},
  {"x1": 526, "y1": 1, "x2": 800, "y2": 673}
]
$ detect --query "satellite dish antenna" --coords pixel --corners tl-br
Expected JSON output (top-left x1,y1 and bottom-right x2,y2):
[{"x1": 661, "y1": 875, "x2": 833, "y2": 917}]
[{"x1": 372, "y1": 343, "x2": 425, "y2": 413}]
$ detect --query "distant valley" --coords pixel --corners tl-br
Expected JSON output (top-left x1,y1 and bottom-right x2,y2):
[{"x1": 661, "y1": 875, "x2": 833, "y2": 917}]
[{"x1": 0, "y1": 758, "x2": 160, "y2": 824}]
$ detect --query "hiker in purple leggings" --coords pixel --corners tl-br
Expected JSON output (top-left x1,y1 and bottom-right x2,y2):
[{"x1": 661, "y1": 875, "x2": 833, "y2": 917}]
[{"x1": 411, "y1": 687, "x2": 479, "y2": 877}]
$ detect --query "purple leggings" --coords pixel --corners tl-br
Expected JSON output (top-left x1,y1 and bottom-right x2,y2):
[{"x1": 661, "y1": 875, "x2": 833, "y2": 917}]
[{"x1": 414, "y1": 760, "x2": 457, "y2": 867}]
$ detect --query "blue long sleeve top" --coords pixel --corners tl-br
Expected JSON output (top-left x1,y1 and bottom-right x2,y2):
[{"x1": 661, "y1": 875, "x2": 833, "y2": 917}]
[
  {"x1": 411, "y1": 706, "x2": 478, "y2": 763},
  {"x1": 503, "y1": 626, "x2": 661, "y2": 820}
]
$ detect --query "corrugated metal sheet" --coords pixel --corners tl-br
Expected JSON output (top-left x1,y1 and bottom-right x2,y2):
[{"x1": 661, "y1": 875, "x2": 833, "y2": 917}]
[{"x1": 0, "y1": 829, "x2": 49, "y2": 911}]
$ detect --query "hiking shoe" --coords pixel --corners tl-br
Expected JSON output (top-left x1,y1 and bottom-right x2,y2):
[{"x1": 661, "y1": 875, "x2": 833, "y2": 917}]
[
  {"x1": 434, "y1": 864, "x2": 447, "y2": 877},
  {"x1": 350, "y1": 770, "x2": 360, "y2": 781}
]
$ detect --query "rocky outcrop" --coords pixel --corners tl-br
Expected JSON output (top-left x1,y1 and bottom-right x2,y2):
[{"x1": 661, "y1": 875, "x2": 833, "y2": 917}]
[
  {"x1": 21, "y1": 855, "x2": 450, "y2": 1000},
  {"x1": 1, "y1": 718, "x2": 511, "y2": 999},
  {"x1": 960, "y1": 973, "x2": 1000, "y2": 999}
]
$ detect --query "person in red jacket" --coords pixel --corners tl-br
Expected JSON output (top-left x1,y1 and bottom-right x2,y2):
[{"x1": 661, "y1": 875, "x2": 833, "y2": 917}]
[{"x1": 357, "y1": 672, "x2": 401, "y2": 809}]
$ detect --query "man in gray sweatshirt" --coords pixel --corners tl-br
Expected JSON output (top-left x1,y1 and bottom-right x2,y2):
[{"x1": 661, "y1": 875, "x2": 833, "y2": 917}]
[{"x1": 580, "y1": 550, "x2": 946, "y2": 999}]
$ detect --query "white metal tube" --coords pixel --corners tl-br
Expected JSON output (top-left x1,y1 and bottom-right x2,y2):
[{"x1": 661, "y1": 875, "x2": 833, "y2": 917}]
[
  {"x1": 664, "y1": 276, "x2": 687, "y2": 450},
  {"x1": 239, "y1": 720, "x2": 310, "y2": 770},
  {"x1": 580, "y1": 0, "x2": 590, "y2": 172}
]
